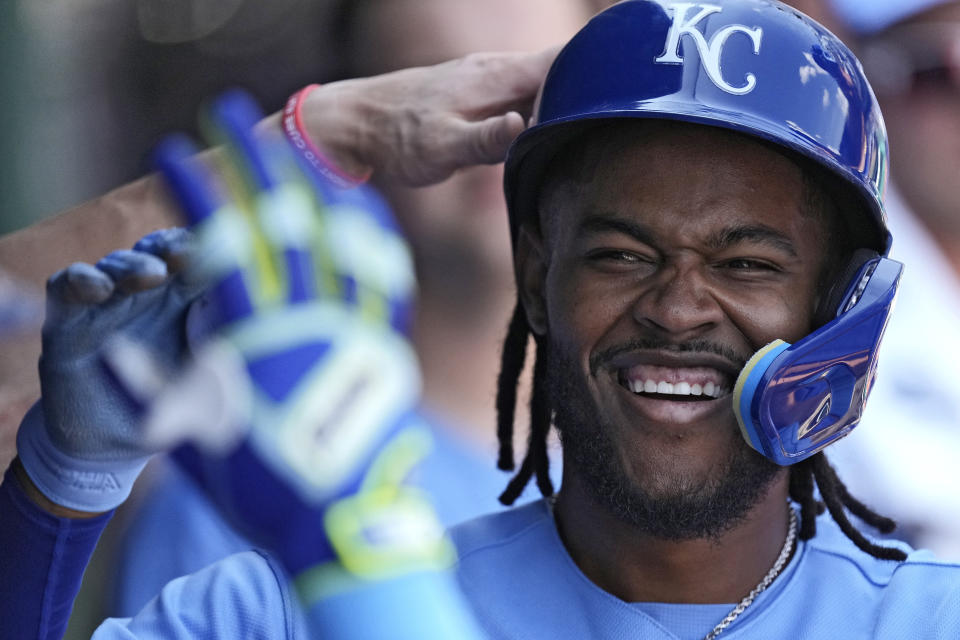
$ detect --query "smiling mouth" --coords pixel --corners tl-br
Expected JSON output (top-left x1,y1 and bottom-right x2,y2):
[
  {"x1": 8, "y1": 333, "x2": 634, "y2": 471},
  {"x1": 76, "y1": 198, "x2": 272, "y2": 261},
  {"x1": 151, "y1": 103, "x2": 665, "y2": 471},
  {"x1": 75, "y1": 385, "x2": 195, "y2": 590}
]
[{"x1": 616, "y1": 368, "x2": 732, "y2": 402}]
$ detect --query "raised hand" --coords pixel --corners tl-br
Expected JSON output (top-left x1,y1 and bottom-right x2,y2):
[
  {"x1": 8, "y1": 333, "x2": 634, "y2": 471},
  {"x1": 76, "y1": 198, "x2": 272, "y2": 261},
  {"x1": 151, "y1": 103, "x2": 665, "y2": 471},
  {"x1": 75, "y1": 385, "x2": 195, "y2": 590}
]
[
  {"x1": 15, "y1": 227, "x2": 204, "y2": 513},
  {"x1": 292, "y1": 48, "x2": 558, "y2": 186}
]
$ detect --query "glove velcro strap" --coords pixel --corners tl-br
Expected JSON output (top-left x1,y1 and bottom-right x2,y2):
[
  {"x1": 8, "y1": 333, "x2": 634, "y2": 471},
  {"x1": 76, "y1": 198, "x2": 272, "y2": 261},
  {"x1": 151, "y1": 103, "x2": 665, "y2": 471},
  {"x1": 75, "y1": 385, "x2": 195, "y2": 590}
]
[
  {"x1": 292, "y1": 426, "x2": 455, "y2": 605},
  {"x1": 15, "y1": 402, "x2": 148, "y2": 513},
  {"x1": 294, "y1": 487, "x2": 455, "y2": 606}
]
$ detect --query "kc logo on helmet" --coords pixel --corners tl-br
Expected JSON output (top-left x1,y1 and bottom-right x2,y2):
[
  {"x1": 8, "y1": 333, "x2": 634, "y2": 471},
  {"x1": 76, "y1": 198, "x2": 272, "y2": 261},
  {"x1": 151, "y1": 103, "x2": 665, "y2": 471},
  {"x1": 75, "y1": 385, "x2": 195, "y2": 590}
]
[{"x1": 655, "y1": 3, "x2": 763, "y2": 95}]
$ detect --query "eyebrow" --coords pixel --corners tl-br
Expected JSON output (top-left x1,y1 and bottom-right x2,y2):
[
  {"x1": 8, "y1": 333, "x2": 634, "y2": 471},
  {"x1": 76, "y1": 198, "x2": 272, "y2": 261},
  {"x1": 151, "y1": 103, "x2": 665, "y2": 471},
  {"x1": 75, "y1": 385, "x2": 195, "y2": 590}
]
[
  {"x1": 577, "y1": 215, "x2": 798, "y2": 257},
  {"x1": 577, "y1": 215, "x2": 657, "y2": 245},
  {"x1": 706, "y1": 224, "x2": 798, "y2": 257}
]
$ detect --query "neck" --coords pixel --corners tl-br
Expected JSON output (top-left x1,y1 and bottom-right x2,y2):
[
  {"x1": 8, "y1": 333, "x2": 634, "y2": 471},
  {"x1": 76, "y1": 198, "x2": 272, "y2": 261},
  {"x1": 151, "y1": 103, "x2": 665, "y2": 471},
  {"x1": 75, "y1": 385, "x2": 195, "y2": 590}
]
[{"x1": 553, "y1": 470, "x2": 792, "y2": 604}]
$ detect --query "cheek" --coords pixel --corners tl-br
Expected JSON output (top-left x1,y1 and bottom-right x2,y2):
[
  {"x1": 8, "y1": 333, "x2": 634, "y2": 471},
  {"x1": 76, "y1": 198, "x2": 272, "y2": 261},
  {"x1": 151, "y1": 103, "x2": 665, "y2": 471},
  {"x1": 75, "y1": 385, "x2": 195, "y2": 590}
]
[
  {"x1": 722, "y1": 285, "x2": 816, "y2": 349},
  {"x1": 544, "y1": 263, "x2": 626, "y2": 361}
]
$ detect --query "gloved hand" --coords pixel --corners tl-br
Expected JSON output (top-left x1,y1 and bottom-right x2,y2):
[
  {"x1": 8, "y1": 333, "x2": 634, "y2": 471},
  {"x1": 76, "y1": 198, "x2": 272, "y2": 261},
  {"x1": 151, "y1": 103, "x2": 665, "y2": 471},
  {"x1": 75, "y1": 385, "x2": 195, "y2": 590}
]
[
  {"x1": 15, "y1": 227, "x2": 205, "y2": 513},
  {"x1": 105, "y1": 90, "x2": 453, "y2": 585}
]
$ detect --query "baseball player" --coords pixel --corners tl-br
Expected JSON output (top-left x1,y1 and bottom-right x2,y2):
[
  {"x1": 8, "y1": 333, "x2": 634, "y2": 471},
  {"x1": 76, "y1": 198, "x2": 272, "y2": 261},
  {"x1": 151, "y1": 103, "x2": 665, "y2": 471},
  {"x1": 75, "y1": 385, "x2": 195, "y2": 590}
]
[
  {"x1": 451, "y1": 1, "x2": 960, "y2": 637},
  {"x1": 4, "y1": 0, "x2": 960, "y2": 638}
]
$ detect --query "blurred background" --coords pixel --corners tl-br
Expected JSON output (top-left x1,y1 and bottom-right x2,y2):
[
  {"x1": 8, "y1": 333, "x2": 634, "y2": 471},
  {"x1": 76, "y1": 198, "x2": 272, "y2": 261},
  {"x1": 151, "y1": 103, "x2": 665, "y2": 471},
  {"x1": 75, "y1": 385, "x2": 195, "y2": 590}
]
[
  {"x1": 0, "y1": 0, "x2": 339, "y2": 235},
  {"x1": 2, "y1": 0, "x2": 960, "y2": 636}
]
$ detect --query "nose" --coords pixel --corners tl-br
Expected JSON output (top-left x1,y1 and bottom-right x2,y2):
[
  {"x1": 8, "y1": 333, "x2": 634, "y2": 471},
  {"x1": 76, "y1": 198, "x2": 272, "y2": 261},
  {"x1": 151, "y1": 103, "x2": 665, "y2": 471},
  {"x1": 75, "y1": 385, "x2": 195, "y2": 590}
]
[{"x1": 630, "y1": 260, "x2": 723, "y2": 338}]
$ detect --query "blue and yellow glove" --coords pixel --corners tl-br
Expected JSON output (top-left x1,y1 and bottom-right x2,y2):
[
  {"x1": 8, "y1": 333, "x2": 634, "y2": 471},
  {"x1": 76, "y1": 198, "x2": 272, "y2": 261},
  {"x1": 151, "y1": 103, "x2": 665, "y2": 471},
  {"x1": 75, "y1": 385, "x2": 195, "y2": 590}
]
[{"x1": 116, "y1": 91, "x2": 466, "y2": 613}]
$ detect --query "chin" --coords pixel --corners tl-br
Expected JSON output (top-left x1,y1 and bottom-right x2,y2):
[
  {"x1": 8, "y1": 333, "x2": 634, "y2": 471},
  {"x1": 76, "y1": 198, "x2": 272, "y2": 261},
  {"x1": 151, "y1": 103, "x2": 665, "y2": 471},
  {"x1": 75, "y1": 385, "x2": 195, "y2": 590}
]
[{"x1": 550, "y1": 344, "x2": 780, "y2": 540}]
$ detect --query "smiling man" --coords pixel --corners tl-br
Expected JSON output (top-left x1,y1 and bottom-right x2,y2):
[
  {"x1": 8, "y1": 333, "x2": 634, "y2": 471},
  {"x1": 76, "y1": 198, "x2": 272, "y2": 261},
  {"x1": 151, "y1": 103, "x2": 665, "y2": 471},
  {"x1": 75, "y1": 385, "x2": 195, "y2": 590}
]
[
  {"x1": 541, "y1": 123, "x2": 820, "y2": 547},
  {"x1": 5, "y1": 0, "x2": 960, "y2": 638},
  {"x1": 450, "y1": 0, "x2": 960, "y2": 638}
]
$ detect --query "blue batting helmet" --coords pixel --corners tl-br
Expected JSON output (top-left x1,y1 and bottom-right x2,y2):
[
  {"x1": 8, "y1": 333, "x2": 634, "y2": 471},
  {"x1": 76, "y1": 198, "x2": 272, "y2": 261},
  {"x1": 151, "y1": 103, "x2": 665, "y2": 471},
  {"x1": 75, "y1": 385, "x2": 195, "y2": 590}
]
[
  {"x1": 505, "y1": 0, "x2": 890, "y2": 252},
  {"x1": 505, "y1": 0, "x2": 903, "y2": 465}
]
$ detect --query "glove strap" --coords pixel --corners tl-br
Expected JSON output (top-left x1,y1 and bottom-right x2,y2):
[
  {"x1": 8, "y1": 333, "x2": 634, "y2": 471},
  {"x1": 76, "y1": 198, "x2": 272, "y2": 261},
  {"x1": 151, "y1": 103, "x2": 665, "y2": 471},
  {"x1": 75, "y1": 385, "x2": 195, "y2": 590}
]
[{"x1": 16, "y1": 402, "x2": 149, "y2": 512}]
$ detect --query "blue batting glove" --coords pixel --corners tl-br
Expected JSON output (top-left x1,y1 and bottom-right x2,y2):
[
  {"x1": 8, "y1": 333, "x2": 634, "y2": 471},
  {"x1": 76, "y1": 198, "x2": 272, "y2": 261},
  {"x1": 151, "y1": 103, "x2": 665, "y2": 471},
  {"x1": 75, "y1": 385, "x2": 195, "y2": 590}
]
[
  {"x1": 128, "y1": 90, "x2": 450, "y2": 584},
  {"x1": 16, "y1": 228, "x2": 206, "y2": 512}
]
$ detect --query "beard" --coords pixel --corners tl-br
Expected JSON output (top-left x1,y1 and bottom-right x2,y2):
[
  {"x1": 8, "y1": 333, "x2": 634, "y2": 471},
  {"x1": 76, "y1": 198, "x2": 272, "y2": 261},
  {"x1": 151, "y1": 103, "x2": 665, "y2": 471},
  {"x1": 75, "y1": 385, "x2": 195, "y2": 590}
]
[{"x1": 548, "y1": 337, "x2": 781, "y2": 541}]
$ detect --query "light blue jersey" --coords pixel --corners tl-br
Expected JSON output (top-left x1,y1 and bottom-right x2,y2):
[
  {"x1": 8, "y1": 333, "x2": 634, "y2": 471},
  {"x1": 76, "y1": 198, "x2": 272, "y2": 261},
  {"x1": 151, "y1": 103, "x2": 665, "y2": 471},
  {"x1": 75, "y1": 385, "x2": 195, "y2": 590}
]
[
  {"x1": 450, "y1": 500, "x2": 960, "y2": 640},
  {"x1": 92, "y1": 497, "x2": 960, "y2": 639},
  {"x1": 111, "y1": 415, "x2": 552, "y2": 616},
  {"x1": 94, "y1": 549, "x2": 481, "y2": 640},
  {"x1": 94, "y1": 551, "x2": 307, "y2": 639}
]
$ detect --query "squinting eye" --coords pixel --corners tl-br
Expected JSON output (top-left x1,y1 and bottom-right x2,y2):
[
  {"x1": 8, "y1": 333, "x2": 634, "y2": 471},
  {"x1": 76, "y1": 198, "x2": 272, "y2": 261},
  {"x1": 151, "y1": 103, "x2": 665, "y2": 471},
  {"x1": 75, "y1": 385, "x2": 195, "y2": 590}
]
[
  {"x1": 587, "y1": 250, "x2": 645, "y2": 263},
  {"x1": 723, "y1": 258, "x2": 778, "y2": 271}
]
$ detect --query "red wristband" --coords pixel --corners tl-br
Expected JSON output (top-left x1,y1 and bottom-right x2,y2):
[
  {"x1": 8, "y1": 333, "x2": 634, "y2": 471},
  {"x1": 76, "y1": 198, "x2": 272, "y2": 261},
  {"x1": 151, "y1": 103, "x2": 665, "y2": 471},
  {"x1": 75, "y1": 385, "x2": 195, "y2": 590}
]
[{"x1": 282, "y1": 84, "x2": 372, "y2": 188}]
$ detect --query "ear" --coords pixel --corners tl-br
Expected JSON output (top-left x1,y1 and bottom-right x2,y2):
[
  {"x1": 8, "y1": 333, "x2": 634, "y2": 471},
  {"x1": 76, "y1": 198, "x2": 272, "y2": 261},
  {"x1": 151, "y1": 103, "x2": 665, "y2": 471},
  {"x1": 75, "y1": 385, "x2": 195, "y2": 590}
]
[{"x1": 516, "y1": 224, "x2": 549, "y2": 336}]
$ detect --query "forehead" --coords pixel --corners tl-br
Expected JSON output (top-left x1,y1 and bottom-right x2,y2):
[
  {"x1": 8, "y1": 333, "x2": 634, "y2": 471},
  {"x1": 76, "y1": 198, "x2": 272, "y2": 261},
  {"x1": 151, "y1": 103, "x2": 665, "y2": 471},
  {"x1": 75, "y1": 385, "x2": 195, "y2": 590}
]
[{"x1": 541, "y1": 121, "x2": 815, "y2": 243}]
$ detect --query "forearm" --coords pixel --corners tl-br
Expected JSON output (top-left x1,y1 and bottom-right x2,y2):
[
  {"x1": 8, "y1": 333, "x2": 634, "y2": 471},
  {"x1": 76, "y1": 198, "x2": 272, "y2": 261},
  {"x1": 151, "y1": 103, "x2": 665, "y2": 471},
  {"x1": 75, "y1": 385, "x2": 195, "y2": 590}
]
[
  {"x1": 0, "y1": 459, "x2": 114, "y2": 640},
  {"x1": 0, "y1": 49, "x2": 551, "y2": 291},
  {"x1": 0, "y1": 83, "x2": 363, "y2": 293}
]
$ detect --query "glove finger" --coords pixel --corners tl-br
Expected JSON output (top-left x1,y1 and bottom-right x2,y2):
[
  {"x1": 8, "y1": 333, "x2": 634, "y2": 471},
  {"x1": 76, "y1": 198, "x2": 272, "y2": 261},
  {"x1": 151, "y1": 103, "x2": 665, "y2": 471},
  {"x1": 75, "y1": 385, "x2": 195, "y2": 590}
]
[
  {"x1": 207, "y1": 91, "x2": 320, "y2": 305},
  {"x1": 153, "y1": 134, "x2": 256, "y2": 325},
  {"x1": 133, "y1": 227, "x2": 195, "y2": 274},
  {"x1": 323, "y1": 186, "x2": 416, "y2": 334},
  {"x1": 133, "y1": 227, "x2": 211, "y2": 312},
  {"x1": 152, "y1": 135, "x2": 223, "y2": 227},
  {"x1": 46, "y1": 262, "x2": 115, "y2": 306},
  {"x1": 95, "y1": 250, "x2": 169, "y2": 294}
]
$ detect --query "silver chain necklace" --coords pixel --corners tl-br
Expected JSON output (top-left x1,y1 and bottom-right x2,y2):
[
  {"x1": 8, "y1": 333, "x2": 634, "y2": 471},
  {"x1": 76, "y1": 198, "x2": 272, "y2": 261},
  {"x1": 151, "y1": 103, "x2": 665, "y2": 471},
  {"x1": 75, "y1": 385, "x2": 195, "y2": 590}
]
[{"x1": 703, "y1": 506, "x2": 798, "y2": 640}]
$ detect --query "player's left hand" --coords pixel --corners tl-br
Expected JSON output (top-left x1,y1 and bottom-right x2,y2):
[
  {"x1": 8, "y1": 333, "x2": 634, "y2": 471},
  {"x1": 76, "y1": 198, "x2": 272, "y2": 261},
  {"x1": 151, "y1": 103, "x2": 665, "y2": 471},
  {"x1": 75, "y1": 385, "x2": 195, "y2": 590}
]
[{"x1": 15, "y1": 227, "x2": 204, "y2": 513}]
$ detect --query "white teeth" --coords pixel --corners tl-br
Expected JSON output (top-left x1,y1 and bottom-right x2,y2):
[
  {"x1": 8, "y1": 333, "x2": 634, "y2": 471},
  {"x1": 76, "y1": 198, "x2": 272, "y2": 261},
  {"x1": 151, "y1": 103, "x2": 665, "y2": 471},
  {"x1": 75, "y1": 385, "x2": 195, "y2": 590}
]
[{"x1": 627, "y1": 378, "x2": 725, "y2": 398}]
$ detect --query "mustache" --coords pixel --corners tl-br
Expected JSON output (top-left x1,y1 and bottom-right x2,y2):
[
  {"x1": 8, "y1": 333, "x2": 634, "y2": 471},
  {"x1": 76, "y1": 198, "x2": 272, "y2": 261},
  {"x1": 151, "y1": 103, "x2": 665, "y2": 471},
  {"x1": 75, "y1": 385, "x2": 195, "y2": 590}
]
[{"x1": 589, "y1": 338, "x2": 750, "y2": 376}]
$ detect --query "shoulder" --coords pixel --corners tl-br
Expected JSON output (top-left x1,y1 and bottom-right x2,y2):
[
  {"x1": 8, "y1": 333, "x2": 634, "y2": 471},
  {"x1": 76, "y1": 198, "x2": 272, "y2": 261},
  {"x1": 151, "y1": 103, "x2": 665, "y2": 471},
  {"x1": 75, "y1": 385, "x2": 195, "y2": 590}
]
[
  {"x1": 791, "y1": 515, "x2": 960, "y2": 636},
  {"x1": 804, "y1": 513, "x2": 960, "y2": 587},
  {"x1": 94, "y1": 551, "x2": 307, "y2": 639}
]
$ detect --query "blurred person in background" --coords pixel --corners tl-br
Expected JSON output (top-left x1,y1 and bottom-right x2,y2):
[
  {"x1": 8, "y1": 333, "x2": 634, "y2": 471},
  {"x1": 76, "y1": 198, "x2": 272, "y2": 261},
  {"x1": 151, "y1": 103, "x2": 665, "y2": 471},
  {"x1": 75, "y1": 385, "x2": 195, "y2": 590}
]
[{"x1": 824, "y1": 0, "x2": 960, "y2": 559}]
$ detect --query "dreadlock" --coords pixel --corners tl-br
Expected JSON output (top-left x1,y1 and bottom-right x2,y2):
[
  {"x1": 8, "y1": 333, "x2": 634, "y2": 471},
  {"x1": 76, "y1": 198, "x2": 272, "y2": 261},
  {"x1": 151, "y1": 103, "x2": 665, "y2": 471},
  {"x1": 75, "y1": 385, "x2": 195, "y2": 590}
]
[
  {"x1": 493, "y1": 297, "x2": 908, "y2": 562},
  {"x1": 496, "y1": 301, "x2": 554, "y2": 505}
]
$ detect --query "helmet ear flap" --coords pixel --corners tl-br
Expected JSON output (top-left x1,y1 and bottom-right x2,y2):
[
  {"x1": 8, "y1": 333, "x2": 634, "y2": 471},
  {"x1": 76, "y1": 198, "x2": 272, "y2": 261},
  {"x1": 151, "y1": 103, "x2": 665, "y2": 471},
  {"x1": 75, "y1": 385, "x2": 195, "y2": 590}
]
[{"x1": 814, "y1": 248, "x2": 881, "y2": 328}]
